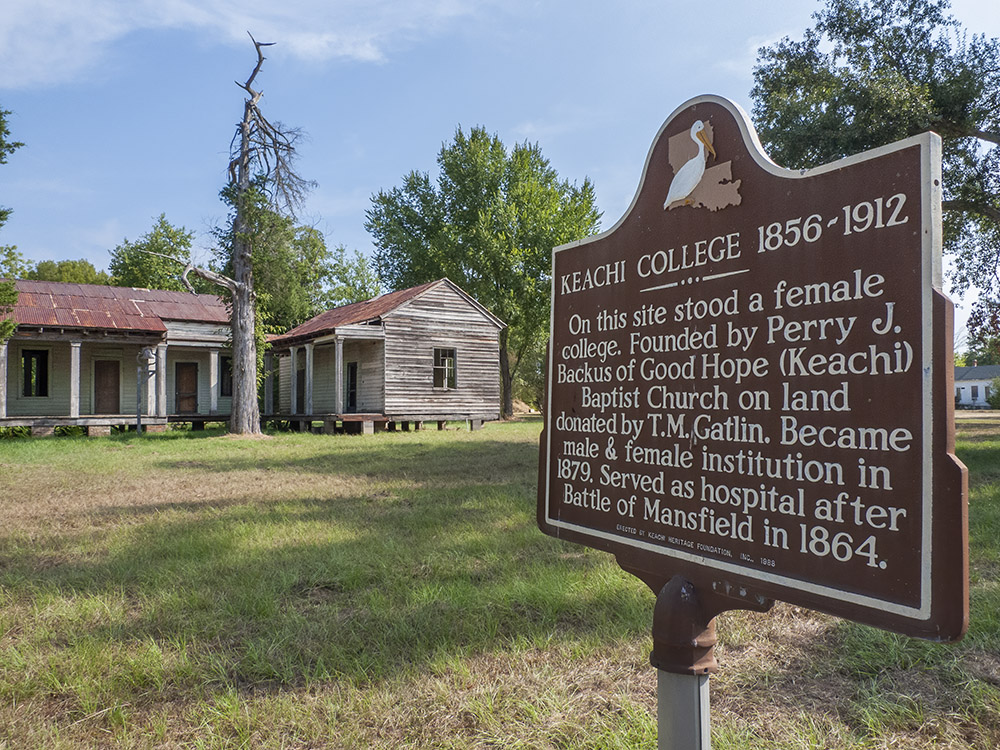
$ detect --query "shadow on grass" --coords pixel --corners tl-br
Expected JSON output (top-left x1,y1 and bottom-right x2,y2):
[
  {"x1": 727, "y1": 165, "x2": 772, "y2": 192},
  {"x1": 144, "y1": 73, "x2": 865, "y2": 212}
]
[
  {"x1": 8, "y1": 422, "x2": 995, "y2": 722},
  {"x1": 0, "y1": 432, "x2": 652, "y2": 702},
  {"x1": 153, "y1": 436, "x2": 540, "y2": 484}
]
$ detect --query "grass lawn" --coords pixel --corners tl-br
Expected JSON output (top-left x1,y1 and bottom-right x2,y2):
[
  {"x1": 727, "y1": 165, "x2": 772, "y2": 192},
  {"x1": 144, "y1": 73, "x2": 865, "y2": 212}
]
[{"x1": 0, "y1": 416, "x2": 998, "y2": 748}]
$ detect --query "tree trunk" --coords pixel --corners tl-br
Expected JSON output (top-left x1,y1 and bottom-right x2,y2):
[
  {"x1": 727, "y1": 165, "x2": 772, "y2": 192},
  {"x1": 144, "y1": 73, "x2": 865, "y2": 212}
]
[
  {"x1": 228, "y1": 96, "x2": 261, "y2": 435},
  {"x1": 499, "y1": 327, "x2": 513, "y2": 419},
  {"x1": 229, "y1": 240, "x2": 260, "y2": 434},
  {"x1": 219, "y1": 34, "x2": 307, "y2": 434}
]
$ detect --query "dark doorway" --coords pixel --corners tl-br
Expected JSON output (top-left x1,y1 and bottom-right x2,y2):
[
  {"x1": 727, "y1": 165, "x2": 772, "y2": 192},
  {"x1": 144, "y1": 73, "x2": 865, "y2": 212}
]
[
  {"x1": 175, "y1": 362, "x2": 198, "y2": 414},
  {"x1": 345, "y1": 361, "x2": 358, "y2": 413},
  {"x1": 296, "y1": 367, "x2": 306, "y2": 414},
  {"x1": 94, "y1": 360, "x2": 120, "y2": 413}
]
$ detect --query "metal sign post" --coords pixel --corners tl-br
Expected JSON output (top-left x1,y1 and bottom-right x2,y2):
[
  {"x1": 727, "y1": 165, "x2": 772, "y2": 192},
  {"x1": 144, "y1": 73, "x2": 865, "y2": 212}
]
[
  {"x1": 639, "y1": 572, "x2": 769, "y2": 750},
  {"x1": 537, "y1": 94, "x2": 968, "y2": 746},
  {"x1": 658, "y1": 671, "x2": 709, "y2": 750},
  {"x1": 652, "y1": 577, "x2": 714, "y2": 750}
]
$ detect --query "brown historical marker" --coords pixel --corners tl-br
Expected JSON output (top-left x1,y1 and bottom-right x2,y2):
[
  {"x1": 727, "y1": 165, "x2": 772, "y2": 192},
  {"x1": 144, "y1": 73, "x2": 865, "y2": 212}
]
[{"x1": 538, "y1": 95, "x2": 968, "y2": 646}]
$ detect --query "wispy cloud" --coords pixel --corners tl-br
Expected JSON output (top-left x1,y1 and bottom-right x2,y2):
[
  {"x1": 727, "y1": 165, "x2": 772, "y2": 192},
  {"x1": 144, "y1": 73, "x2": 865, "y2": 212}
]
[
  {"x1": 0, "y1": 0, "x2": 484, "y2": 88},
  {"x1": 6, "y1": 175, "x2": 94, "y2": 198},
  {"x1": 308, "y1": 185, "x2": 372, "y2": 219},
  {"x1": 511, "y1": 105, "x2": 612, "y2": 145},
  {"x1": 82, "y1": 217, "x2": 128, "y2": 252}
]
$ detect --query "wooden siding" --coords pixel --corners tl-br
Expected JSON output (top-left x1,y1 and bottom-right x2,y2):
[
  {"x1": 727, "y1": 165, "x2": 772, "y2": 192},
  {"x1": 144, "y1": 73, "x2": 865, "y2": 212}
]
[
  {"x1": 6, "y1": 340, "x2": 72, "y2": 416},
  {"x1": 277, "y1": 355, "x2": 291, "y2": 414},
  {"x1": 165, "y1": 320, "x2": 230, "y2": 346},
  {"x1": 4, "y1": 341, "x2": 151, "y2": 417},
  {"x1": 165, "y1": 349, "x2": 212, "y2": 415},
  {"x1": 312, "y1": 345, "x2": 336, "y2": 413},
  {"x1": 87, "y1": 347, "x2": 129, "y2": 415},
  {"x1": 273, "y1": 340, "x2": 385, "y2": 415},
  {"x1": 382, "y1": 284, "x2": 501, "y2": 419},
  {"x1": 344, "y1": 339, "x2": 384, "y2": 413}
]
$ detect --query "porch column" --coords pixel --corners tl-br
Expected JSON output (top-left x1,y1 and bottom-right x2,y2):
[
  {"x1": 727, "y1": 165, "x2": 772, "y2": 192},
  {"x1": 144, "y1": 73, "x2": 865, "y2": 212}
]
[
  {"x1": 145, "y1": 348, "x2": 156, "y2": 416},
  {"x1": 209, "y1": 348, "x2": 220, "y2": 415},
  {"x1": 0, "y1": 342, "x2": 7, "y2": 419},
  {"x1": 264, "y1": 351, "x2": 274, "y2": 416},
  {"x1": 289, "y1": 346, "x2": 299, "y2": 415},
  {"x1": 335, "y1": 337, "x2": 344, "y2": 415},
  {"x1": 304, "y1": 342, "x2": 314, "y2": 416},
  {"x1": 69, "y1": 342, "x2": 81, "y2": 418},
  {"x1": 156, "y1": 344, "x2": 168, "y2": 417}
]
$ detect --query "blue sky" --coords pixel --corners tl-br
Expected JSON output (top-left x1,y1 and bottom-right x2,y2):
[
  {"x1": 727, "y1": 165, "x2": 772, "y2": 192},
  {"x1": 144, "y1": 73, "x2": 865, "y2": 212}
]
[{"x1": 1, "y1": 0, "x2": 998, "y2": 332}]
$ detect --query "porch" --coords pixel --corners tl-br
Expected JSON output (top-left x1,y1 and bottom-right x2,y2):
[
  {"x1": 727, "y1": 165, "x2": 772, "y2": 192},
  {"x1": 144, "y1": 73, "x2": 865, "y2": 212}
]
[
  {"x1": 271, "y1": 412, "x2": 488, "y2": 435},
  {"x1": 1, "y1": 338, "x2": 234, "y2": 429}
]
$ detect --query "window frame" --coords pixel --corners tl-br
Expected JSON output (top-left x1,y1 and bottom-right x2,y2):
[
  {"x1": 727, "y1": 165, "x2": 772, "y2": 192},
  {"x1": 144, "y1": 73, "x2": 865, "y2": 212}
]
[
  {"x1": 433, "y1": 347, "x2": 457, "y2": 390},
  {"x1": 219, "y1": 355, "x2": 233, "y2": 398},
  {"x1": 21, "y1": 348, "x2": 50, "y2": 398}
]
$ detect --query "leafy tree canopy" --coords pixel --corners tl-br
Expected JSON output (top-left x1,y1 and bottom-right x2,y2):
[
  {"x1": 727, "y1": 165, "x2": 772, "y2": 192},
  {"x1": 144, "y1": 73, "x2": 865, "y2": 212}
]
[
  {"x1": 0, "y1": 107, "x2": 24, "y2": 342},
  {"x1": 366, "y1": 126, "x2": 601, "y2": 416},
  {"x1": 0, "y1": 247, "x2": 31, "y2": 280},
  {"x1": 962, "y1": 327, "x2": 1000, "y2": 366},
  {"x1": 28, "y1": 259, "x2": 110, "y2": 285},
  {"x1": 213, "y1": 183, "x2": 368, "y2": 333},
  {"x1": 751, "y1": 0, "x2": 1000, "y2": 335},
  {"x1": 987, "y1": 377, "x2": 1000, "y2": 409},
  {"x1": 0, "y1": 108, "x2": 22, "y2": 166},
  {"x1": 326, "y1": 245, "x2": 381, "y2": 308},
  {"x1": 108, "y1": 214, "x2": 207, "y2": 292}
]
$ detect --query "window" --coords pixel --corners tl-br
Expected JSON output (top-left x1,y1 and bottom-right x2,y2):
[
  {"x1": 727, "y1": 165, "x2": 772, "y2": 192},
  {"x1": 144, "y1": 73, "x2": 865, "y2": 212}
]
[
  {"x1": 433, "y1": 348, "x2": 456, "y2": 389},
  {"x1": 220, "y1": 355, "x2": 233, "y2": 398},
  {"x1": 22, "y1": 349, "x2": 49, "y2": 397},
  {"x1": 972, "y1": 385, "x2": 980, "y2": 400}
]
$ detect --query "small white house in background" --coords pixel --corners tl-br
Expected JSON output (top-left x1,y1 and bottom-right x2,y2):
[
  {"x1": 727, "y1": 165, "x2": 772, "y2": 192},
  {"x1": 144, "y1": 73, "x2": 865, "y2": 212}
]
[
  {"x1": 266, "y1": 278, "x2": 505, "y2": 433},
  {"x1": 955, "y1": 365, "x2": 1000, "y2": 408}
]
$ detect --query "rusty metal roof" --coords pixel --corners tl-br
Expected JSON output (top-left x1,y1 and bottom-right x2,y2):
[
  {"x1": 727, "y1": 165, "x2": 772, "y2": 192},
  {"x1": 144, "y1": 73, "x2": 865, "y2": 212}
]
[
  {"x1": 270, "y1": 279, "x2": 443, "y2": 346},
  {"x1": 7, "y1": 280, "x2": 229, "y2": 333},
  {"x1": 269, "y1": 278, "x2": 504, "y2": 348}
]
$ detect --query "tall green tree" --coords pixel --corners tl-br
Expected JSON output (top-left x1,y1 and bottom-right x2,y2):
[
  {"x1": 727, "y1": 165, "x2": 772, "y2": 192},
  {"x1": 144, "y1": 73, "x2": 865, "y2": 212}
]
[
  {"x1": 212, "y1": 188, "x2": 333, "y2": 333},
  {"x1": 751, "y1": 0, "x2": 1000, "y2": 335},
  {"x1": 0, "y1": 107, "x2": 24, "y2": 343},
  {"x1": 962, "y1": 328, "x2": 1000, "y2": 366},
  {"x1": 0, "y1": 247, "x2": 30, "y2": 280},
  {"x1": 366, "y1": 126, "x2": 601, "y2": 417},
  {"x1": 108, "y1": 215, "x2": 203, "y2": 291},
  {"x1": 326, "y1": 245, "x2": 381, "y2": 308},
  {"x1": 28, "y1": 259, "x2": 110, "y2": 285}
]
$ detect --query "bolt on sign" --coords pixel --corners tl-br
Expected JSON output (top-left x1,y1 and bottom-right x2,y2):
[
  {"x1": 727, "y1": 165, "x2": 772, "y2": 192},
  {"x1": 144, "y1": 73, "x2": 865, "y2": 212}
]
[{"x1": 538, "y1": 95, "x2": 968, "y2": 641}]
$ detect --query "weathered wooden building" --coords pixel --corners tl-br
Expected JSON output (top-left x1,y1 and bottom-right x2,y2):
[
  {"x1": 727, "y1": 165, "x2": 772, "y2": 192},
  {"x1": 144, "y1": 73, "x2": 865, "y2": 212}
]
[
  {"x1": 266, "y1": 278, "x2": 504, "y2": 432},
  {"x1": 0, "y1": 280, "x2": 231, "y2": 435}
]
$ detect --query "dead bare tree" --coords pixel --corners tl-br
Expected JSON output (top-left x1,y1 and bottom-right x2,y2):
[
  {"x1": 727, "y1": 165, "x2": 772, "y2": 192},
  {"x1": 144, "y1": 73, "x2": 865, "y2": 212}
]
[
  {"x1": 222, "y1": 33, "x2": 313, "y2": 434},
  {"x1": 156, "y1": 34, "x2": 312, "y2": 434}
]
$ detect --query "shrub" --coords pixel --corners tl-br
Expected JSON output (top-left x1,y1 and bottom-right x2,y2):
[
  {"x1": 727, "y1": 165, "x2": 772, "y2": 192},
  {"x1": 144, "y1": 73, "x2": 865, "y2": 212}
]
[{"x1": 987, "y1": 378, "x2": 1000, "y2": 410}]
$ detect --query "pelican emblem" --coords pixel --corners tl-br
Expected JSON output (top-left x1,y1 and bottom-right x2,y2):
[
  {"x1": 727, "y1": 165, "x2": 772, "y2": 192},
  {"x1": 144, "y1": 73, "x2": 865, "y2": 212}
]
[{"x1": 663, "y1": 120, "x2": 716, "y2": 209}]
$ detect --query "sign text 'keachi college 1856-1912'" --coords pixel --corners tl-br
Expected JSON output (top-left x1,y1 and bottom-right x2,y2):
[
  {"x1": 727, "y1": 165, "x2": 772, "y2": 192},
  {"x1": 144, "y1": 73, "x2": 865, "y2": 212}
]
[{"x1": 537, "y1": 95, "x2": 968, "y2": 641}]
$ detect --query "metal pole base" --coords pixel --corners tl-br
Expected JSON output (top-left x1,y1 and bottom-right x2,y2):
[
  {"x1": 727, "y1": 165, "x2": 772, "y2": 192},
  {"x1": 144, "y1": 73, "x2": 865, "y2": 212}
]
[{"x1": 658, "y1": 670, "x2": 710, "y2": 750}]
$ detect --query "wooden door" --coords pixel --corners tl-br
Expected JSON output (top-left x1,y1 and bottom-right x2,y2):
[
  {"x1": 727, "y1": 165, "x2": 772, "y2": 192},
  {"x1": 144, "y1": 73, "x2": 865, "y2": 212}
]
[
  {"x1": 94, "y1": 360, "x2": 120, "y2": 414},
  {"x1": 296, "y1": 368, "x2": 306, "y2": 414},
  {"x1": 345, "y1": 362, "x2": 358, "y2": 413},
  {"x1": 175, "y1": 362, "x2": 198, "y2": 414}
]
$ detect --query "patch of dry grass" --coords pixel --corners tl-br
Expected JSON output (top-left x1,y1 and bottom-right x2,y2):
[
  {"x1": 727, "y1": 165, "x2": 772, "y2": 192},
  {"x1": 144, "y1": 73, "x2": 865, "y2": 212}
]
[{"x1": 0, "y1": 418, "x2": 998, "y2": 748}]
